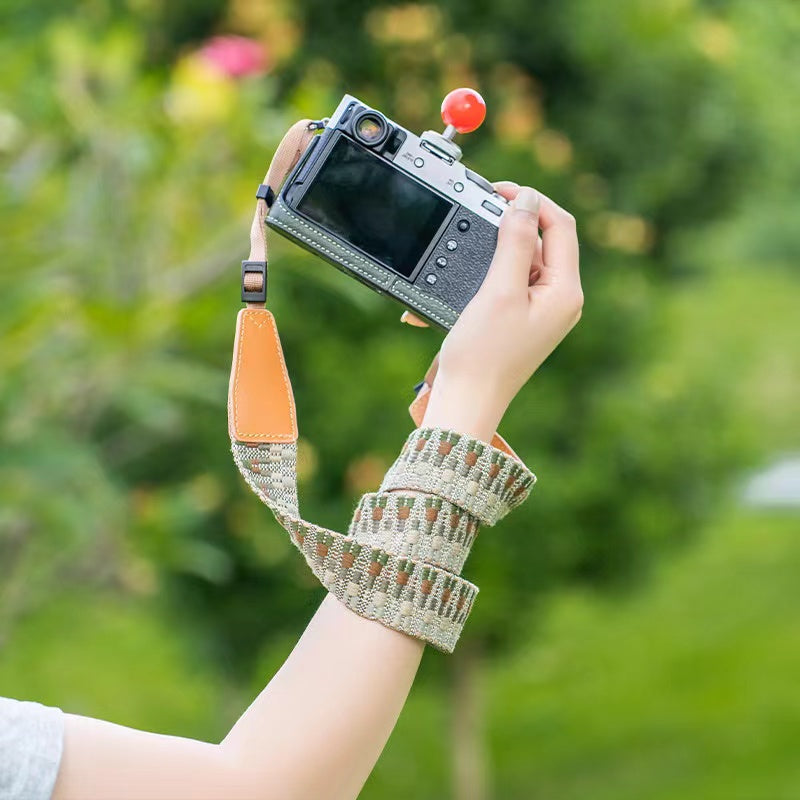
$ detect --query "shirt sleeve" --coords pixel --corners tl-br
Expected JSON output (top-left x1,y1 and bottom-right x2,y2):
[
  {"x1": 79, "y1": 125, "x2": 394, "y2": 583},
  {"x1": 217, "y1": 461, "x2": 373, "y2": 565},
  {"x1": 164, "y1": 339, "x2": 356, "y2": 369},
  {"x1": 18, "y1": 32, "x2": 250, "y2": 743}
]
[{"x1": 0, "y1": 697, "x2": 65, "y2": 800}]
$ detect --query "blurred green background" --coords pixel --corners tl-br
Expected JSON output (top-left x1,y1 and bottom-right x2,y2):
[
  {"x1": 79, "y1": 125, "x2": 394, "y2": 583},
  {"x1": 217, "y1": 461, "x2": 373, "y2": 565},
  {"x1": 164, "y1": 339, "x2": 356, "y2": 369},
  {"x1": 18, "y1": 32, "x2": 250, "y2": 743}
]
[{"x1": 1, "y1": 1, "x2": 798, "y2": 798}]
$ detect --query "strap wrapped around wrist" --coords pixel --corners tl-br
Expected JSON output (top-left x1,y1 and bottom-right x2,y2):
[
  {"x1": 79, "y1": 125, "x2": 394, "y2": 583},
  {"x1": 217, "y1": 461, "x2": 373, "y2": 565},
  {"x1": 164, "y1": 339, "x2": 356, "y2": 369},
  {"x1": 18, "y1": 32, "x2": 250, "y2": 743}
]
[
  {"x1": 350, "y1": 492, "x2": 480, "y2": 574},
  {"x1": 378, "y1": 427, "x2": 537, "y2": 526},
  {"x1": 227, "y1": 310, "x2": 531, "y2": 651},
  {"x1": 231, "y1": 438, "x2": 478, "y2": 653}
]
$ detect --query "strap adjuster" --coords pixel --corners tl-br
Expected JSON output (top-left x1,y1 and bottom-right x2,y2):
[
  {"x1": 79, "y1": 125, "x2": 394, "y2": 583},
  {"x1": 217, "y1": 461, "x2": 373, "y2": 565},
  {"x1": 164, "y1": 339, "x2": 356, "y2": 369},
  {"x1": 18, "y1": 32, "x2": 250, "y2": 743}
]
[
  {"x1": 242, "y1": 261, "x2": 267, "y2": 303},
  {"x1": 256, "y1": 184, "x2": 275, "y2": 207}
]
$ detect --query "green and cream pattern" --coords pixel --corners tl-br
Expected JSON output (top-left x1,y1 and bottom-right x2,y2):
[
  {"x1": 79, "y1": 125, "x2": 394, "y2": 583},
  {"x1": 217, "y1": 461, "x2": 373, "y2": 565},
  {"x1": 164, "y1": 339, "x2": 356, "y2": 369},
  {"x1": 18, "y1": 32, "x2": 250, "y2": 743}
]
[{"x1": 231, "y1": 426, "x2": 536, "y2": 652}]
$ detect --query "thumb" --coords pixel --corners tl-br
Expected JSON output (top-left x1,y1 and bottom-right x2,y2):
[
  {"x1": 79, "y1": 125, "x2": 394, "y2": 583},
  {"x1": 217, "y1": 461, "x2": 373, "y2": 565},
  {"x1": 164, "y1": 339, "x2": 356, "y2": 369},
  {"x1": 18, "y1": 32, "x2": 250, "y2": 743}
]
[{"x1": 483, "y1": 187, "x2": 540, "y2": 292}]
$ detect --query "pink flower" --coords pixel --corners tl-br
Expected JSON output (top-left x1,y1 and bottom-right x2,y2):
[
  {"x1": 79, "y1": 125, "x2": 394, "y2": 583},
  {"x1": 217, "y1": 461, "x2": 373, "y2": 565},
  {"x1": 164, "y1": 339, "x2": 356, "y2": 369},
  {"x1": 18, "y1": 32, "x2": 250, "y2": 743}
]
[{"x1": 200, "y1": 35, "x2": 268, "y2": 78}]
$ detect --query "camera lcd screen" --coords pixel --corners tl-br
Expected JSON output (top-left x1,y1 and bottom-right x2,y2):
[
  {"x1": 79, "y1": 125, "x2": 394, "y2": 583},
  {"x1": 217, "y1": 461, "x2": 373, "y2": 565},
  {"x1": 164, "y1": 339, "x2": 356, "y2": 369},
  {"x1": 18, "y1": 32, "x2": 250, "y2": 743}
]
[{"x1": 297, "y1": 136, "x2": 453, "y2": 278}]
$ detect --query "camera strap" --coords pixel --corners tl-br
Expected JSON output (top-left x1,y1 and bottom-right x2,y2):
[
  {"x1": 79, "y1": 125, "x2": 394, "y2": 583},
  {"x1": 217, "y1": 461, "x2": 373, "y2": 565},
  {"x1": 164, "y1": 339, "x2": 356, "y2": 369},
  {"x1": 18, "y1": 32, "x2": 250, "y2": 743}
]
[
  {"x1": 227, "y1": 120, "x2": 528, "y2": 608},
  {"x1": 233, "y1": 117, "x2": 523, "y2": 455}
]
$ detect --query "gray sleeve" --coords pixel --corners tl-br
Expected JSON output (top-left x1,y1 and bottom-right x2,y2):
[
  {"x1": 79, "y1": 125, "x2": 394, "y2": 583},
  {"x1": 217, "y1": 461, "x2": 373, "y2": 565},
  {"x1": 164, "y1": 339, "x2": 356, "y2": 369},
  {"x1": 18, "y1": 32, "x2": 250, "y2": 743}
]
[{"x1": 0, "y1": 697, "x2": 64, "y2": 800}]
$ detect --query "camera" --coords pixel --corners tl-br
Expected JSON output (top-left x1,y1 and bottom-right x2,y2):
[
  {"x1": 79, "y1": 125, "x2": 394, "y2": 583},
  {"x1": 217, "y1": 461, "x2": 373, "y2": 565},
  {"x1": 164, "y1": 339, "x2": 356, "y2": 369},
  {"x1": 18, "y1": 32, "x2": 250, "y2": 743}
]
[{"x1": 266, "y1": 91, "x2": 509, "y2": 329}]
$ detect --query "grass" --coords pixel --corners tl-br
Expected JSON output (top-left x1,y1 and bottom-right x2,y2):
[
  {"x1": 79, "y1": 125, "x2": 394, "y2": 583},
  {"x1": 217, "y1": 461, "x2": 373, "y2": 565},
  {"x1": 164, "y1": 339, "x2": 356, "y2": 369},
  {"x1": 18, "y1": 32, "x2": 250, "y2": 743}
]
[
  {"x1": 364, "y1": 508, "x2": 800, "y2": 799},
  {"x1": 491, "y1": 508, "x2": 800, "y2": 799}
]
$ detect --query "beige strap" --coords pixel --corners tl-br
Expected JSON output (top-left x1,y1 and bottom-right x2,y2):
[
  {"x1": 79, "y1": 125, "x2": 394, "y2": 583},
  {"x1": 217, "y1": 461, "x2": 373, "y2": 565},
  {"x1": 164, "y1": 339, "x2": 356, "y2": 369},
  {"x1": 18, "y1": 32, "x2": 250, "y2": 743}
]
[{"x1": 246, "y1": 119, "x2": 318, "y2": 304}]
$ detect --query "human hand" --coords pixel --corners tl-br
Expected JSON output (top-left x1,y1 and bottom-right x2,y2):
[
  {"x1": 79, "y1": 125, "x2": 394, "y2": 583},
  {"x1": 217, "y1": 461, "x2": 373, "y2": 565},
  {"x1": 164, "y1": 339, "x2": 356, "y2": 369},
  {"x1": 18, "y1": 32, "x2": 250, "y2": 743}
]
[{"x1": 418, "y1": 182, "x2": 582, "y2": 441}]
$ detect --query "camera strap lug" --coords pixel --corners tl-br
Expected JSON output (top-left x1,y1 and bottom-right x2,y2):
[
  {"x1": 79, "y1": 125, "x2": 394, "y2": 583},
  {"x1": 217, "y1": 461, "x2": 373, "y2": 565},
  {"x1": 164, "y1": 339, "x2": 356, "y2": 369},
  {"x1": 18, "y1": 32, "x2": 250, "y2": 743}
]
[
  {"x1": 241, "y1": 119, "x2": 319, "y2": 309},
  {"x1": 255, "y1": 183, "x2": 275, "y2": 207}
]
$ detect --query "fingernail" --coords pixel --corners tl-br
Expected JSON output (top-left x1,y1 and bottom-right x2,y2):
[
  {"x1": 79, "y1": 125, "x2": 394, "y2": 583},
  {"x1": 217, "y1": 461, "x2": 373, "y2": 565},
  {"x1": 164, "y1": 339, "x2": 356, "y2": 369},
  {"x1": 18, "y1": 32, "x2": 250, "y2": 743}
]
[{"x1": 513, "y1": 187, "x2": 540, "y2": 214}]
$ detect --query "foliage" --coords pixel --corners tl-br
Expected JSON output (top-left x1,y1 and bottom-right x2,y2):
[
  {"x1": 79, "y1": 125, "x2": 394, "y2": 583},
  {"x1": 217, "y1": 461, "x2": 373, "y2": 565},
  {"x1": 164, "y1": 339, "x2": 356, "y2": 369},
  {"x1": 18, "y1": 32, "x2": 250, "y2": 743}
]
[
  {"x1": 1, "y1": 0, "x2": 798, "y2": 795},
  {"x1": 365, "y1": 507, "x2": 800, "y2": 799}
]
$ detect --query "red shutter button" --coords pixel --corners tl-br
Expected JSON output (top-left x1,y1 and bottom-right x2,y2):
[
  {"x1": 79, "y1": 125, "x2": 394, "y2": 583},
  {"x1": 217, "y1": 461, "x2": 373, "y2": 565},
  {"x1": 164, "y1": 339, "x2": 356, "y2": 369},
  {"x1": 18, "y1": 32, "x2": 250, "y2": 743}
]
[{"x1": 441, "y1": 88, "x2": 487, "y2": 134}]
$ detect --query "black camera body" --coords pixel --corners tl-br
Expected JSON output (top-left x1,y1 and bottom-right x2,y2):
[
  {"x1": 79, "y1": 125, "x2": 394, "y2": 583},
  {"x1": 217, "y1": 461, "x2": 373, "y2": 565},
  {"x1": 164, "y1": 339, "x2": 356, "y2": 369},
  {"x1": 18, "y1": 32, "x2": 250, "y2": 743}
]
[{"x1": 266, "y1": 94, "x2": 509, "y2": 329}]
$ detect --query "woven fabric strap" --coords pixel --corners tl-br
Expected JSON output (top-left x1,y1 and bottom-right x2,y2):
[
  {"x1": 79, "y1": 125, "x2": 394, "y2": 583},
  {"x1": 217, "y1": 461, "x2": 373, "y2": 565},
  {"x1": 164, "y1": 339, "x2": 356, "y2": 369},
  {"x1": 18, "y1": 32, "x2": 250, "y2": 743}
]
[
  {"x1": 379, "y1": 427, "x2": 537, "y2": 526},
  {"x1": 349, "y1": 491, "x2": 480, "y2": 574},
  {"x1": 228, "y1": 119, "x2": 537, "y2": 652},
  {"x1": 231, "y1": 439, "x2": 478, "y2": 652}
]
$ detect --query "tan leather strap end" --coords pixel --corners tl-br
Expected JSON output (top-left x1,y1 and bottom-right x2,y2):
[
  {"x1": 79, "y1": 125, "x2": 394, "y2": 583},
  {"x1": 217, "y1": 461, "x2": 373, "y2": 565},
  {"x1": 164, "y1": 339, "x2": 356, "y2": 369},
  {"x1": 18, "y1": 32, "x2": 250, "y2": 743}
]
[
  {"x1": 408, "y1": 352, "x2": 522, "y2": 461},
  {"x1": 228, "y1": 308, "x2": 298, "y2": 443}
]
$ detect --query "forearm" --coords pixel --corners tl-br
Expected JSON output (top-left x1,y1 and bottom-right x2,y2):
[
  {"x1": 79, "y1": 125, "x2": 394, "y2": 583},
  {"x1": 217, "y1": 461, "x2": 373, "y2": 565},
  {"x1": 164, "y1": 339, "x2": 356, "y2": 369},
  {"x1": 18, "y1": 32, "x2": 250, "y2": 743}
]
[
  {"x1": 54, "y1": 594, "x2": 424, "y2": 800},
  {"x1": 218, "y1": 385, "x2": 506, "y2": 795},
  {"x1": 55, "y1": 388, "x2": 495, "y2": 800},
  {"x1": 220, "y1": 591, "x2": 424, "y2": 799}
]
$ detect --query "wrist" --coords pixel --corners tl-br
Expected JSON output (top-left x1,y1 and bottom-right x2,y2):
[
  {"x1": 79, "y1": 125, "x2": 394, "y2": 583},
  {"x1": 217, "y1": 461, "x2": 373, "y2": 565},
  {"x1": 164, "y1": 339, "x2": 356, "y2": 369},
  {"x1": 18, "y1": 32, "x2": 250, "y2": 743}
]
[{"x1": 421, "y1": 375, "x2": 508, "y2": 443}]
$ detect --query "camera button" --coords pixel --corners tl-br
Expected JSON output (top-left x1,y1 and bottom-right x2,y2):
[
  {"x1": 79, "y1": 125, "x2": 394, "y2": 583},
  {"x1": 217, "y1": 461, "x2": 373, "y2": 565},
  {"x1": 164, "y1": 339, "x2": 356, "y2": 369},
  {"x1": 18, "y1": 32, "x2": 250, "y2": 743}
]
[
  {"x1": 453, "y1": 181, "x2": 464, "y2": 192},
  {"x1": 425, "y1": 273, "x2": 438, "y2": 285},
  {"x1": 414, "y1": 157, "x2": 425, "y2": 168},
  {"x1": 446, "y1": 239, "x2": 458, "y2": 251},
  {"x1": 457, "y1": 219, "x2": 470, "y2": 232},
  {"x1": 436, "y1": 256, "x2": 448, "y2": 268},
  {"x1": 481, "y1": 199, "x2": 503, "y2": 216}
]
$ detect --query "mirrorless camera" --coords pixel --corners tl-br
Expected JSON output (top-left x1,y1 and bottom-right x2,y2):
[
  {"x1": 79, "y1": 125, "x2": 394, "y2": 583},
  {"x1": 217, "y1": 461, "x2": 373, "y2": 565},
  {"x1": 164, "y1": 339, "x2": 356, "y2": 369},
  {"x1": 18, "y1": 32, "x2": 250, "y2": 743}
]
[{"x1": 266, "y1": 89, "x2": 509, "y2": 329}]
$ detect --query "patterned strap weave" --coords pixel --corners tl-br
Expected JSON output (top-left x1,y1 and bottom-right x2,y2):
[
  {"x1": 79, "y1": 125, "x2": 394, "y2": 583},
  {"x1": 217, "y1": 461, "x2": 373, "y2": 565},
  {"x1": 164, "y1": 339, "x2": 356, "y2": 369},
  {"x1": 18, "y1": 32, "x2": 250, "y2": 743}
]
[
  {"x1": 378, "y1": 427, "x2": 537, "y2": 526},
  {"x1": 350, "y1": 492, "x2": 480, "y2": 574},
  {"x1": 231, "y1": 439, "x2": 479, "y2": 653}
]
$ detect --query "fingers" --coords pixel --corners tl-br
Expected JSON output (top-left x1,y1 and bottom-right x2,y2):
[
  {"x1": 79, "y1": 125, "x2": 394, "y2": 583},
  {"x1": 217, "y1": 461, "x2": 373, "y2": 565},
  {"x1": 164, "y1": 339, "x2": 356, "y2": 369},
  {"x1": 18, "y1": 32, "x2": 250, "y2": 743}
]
[
  {"x1": 529, "y1": 196, "x2": 582, "y2": 319},
  {"x1": 494, "y1": 184, "x2": 544, "y2": 282},
  {"x1": 538, "y1": 193, "x2": 579, "y2": 283},
  {"x1": 482, "y1": 186, "x2": 541, "y2": 292},
  {"x1": 492, "y1": 181, "x2": 520, "y2": 200},
  {"x1": 494, "y1": 180, "x2": 579, "y2": 287}
]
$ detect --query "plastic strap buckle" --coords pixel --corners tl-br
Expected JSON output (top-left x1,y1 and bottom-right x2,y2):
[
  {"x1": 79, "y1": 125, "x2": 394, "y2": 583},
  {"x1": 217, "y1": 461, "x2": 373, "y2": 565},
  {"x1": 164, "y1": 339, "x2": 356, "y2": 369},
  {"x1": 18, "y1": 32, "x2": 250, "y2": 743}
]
[
  {"x1": 241, "y1": 261, "x2": 267, "y2": 303},
  {"x1": 256, "y1": 184, "x2": 275, "y2": 207}
]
